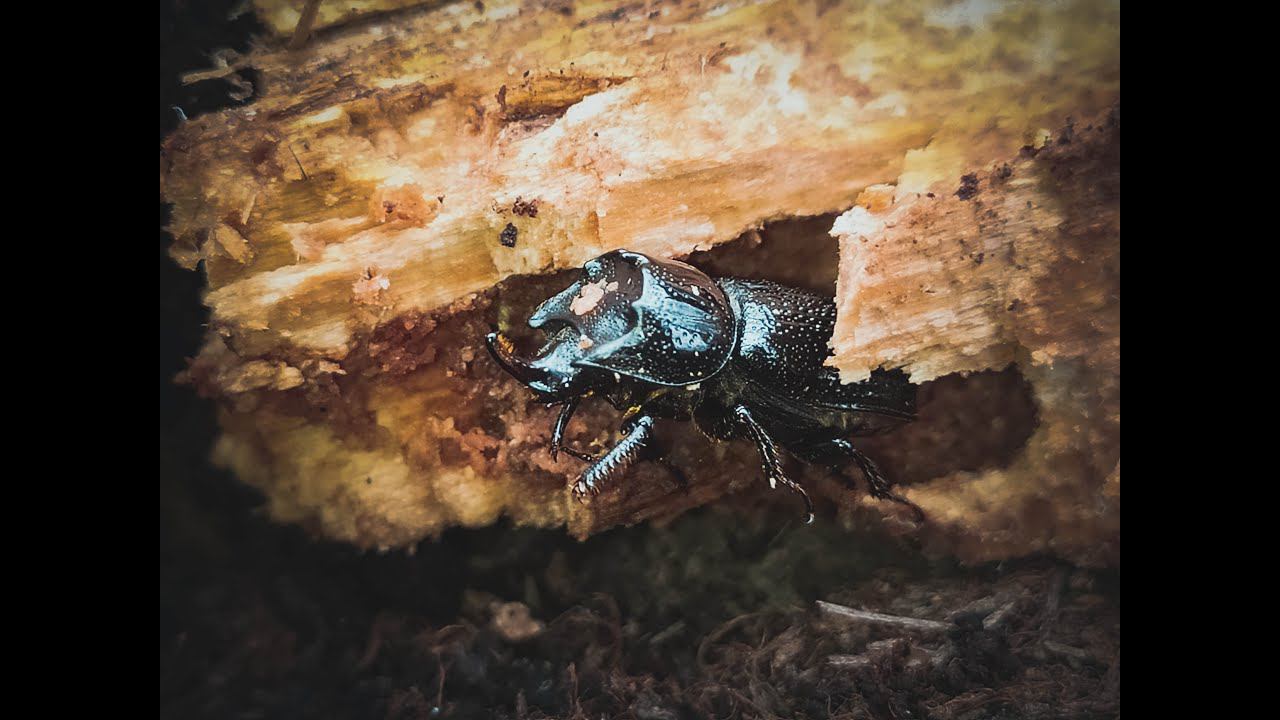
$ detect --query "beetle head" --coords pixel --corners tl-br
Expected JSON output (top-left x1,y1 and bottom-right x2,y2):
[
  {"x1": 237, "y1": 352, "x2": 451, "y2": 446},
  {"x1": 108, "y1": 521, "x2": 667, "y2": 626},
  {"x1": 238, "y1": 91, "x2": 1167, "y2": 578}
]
[{"x1": 486, "y1": 250, "x2": 737, "y2": 396}]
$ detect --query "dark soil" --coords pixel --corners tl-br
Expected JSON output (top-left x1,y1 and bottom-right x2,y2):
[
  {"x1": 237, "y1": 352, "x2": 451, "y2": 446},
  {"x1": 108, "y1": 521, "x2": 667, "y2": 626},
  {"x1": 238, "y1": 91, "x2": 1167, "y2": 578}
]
[{"x1": 160, "y1": 446, "x2": 1119, "y2": 720}]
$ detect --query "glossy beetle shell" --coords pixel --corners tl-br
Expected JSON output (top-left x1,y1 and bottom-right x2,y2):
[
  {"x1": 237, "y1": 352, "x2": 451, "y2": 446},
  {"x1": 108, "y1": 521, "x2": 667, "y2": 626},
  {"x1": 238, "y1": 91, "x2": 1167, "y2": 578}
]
[
  {"x1": 486, "y1": 249, "x2": 923, "y2": 522},
  {"x1": 517, "y1": 250, "x2": 736, "y2": 387}
]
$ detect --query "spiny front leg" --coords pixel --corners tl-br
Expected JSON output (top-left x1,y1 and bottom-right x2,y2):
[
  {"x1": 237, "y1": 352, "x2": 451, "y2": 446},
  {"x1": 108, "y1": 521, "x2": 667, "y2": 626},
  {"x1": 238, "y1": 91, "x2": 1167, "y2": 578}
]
[
  {"x1": 573, "y1": 415, "x2": 656, "y2": 500},
  {"x1": 733, "y1": 405, "x2": 814, "y2": 524},
  {"x1": 559, "y1": 407, "x2": 686, "y2": 490}
]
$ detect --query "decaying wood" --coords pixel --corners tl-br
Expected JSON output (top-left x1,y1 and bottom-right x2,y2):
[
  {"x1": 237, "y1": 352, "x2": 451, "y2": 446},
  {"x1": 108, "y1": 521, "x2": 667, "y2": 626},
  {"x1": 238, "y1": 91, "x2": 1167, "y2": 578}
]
[
  {"x1": 828, "y1": 110, "x2": 1120, "y2": 565},
  {"x1": 163, "y1": 0, "x2": 1120, "y2": 561},
  {"x1": 252, "y1": 0, "x2": 442, "y2": 37}
]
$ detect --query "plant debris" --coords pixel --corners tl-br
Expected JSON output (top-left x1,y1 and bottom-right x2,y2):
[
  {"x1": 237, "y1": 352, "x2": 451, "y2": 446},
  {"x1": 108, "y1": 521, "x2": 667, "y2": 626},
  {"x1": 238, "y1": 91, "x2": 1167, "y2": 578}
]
[
  {"x1": 512, "y1": 196, "x2": 540, "y2": 218},
  {"x1": 500, "y1": 223, "x2": 519, "y2": 247},
  {"x1": 954, "y1": 173, "x2": 980, "y2": 201},
  {"x1": 161, "y1": 495, "x2": 1120, "y2": 720}
]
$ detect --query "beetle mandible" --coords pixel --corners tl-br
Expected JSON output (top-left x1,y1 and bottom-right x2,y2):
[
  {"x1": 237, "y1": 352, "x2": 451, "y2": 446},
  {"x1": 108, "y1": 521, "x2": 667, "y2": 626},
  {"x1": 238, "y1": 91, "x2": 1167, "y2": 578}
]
[{"x1": 486, "y1": 249, "x2": 924, "y2": 523}]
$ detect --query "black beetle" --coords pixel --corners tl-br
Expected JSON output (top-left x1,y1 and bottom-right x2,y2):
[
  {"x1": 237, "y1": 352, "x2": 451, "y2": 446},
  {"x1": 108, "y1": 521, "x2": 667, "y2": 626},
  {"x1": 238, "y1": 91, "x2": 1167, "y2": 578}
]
[{"x1": 486, "y1": 249, "x2": 923, "y2": 523}]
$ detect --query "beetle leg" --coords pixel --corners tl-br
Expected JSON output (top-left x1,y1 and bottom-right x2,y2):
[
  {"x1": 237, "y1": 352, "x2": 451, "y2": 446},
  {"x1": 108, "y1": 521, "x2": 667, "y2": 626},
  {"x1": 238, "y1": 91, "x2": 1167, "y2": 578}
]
[
  {"x1": 571, "y1": 409, "x2": 687, "y2": 489},
  {"x1": 573, "y1": 415, "x2": 656, "y2": 499},
  {"x1": 849, "y1": 446, "x2": 925, "y2": 522},
  {"x1": 549, "y1": 396, "x2": 603, "y2": 462},
  {"x1": 732, "y1": 405, "x2": 814, "y2": 524},
  {"x1": 550, "y1": 396, "x2": 579, "y2": 461},
  {"x1": 799, "y1": 438, "x2": 924, "y2": 521},
  {"x1": 560, "y1": 446, "x2": 601, "y2": 462},
  {"x1": 550, "y1": 396, "x2": 582, "y2": 461}
]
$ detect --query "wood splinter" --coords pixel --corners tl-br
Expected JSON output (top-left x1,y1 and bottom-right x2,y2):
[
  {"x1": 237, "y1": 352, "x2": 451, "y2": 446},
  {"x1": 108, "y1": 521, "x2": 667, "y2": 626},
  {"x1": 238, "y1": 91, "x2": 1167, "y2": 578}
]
[{"x1": 815, "y1": 600, "x2": 951, "y2": 634}]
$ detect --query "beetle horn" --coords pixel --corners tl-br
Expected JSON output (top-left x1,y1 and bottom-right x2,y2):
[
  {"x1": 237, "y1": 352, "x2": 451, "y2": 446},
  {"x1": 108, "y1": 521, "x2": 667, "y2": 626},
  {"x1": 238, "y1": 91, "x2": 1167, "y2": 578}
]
[{"x1": 486, "y1": 331, "x2": 554, "y2": 387}]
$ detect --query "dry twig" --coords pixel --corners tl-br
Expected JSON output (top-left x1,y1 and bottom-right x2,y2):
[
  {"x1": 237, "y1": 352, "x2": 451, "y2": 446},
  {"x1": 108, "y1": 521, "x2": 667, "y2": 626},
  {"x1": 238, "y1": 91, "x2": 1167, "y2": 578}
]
[{"x1": 816, "y1": 600, "x2": 951, "y2": 634}]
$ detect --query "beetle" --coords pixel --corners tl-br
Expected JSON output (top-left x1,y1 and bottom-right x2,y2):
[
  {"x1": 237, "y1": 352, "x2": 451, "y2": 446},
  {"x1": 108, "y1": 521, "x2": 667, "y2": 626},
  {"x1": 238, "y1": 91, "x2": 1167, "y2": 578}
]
[{"x1": 485, "y1": 249, "x2": 924, "y2": 523}]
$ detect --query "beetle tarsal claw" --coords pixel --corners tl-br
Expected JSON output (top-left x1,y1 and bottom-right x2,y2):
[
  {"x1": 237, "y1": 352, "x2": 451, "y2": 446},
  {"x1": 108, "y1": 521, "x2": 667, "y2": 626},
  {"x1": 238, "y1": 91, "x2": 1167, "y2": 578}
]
[{"x1": 572, "y1": 477, "x2": 599, "y2": 500}]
